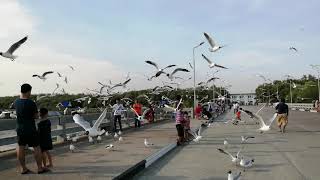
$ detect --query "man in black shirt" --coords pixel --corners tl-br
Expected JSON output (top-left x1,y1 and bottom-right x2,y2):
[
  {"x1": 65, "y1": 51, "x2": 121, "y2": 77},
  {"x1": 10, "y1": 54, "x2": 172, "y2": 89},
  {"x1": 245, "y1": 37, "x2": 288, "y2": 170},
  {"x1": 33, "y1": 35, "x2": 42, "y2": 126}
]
[
  {"x1": 15, "y1": 84, "x2": 49, "y2": 174},
  {"x1": 275, "y1": 98, "x2": 289, "y2": 133}
]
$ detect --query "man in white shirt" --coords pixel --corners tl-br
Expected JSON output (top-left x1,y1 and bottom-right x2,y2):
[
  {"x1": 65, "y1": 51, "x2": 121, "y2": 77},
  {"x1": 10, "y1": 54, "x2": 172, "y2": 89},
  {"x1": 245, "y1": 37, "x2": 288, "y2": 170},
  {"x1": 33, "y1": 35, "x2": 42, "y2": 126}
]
[{"x1": 112, "y1": 99, "x2": 124, "y2": 134}]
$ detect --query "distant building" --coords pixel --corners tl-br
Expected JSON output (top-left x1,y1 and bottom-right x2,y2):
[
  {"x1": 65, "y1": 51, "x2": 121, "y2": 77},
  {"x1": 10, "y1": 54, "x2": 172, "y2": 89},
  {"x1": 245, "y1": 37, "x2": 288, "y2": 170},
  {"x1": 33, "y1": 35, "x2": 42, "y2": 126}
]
[{"x1": 230, "y1": 93, "x2": 256, "y2": 105}]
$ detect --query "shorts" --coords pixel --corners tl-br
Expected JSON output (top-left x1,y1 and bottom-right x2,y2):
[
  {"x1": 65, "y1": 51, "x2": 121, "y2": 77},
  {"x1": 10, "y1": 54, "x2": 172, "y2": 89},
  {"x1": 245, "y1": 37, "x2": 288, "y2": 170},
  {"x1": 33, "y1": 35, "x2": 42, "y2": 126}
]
[
  {"x1": 176, "y1": 124, "x2": 184, "y2": 137},
  {"x1": 17, "y1": 132, "x2": 40, "y2": 147},
  {"x1": 277, "y1": 114, "x2": 288, "y2": 126}
]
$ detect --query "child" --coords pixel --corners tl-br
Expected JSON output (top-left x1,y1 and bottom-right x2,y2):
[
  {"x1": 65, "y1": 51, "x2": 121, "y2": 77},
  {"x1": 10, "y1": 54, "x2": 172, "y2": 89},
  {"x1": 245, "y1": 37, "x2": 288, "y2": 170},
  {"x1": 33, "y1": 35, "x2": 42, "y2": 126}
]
[
  {"x1": 233, "y1": 108, "x2": 242, "y2": 125},
  {"x1": 175, "y1": 104, "x2": 185, "y2": 145},
  {"x1": 38, "y1": 108, "x2": 53, "y2": 167},
  {"x1": 183, "y1": 111, "x2": 191, "y2": 141}
]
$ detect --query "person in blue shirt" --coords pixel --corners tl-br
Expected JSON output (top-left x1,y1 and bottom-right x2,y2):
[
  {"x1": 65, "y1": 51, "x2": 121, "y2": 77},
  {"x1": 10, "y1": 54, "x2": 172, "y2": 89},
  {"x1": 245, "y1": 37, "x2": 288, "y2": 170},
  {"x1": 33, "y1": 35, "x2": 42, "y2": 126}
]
[{"x1": 38, "y1": 108, "x2": 53, "y2": 167}]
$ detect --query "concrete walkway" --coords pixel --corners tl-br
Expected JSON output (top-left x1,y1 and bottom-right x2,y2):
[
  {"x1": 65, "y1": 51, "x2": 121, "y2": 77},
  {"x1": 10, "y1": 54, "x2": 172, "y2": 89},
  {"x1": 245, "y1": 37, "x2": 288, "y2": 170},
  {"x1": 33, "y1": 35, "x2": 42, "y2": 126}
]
[
  {"x1": 0, "y1": 118, "x2": 201, "y2": 180},
  {"x1": 134, "y1": 107, "x2": 320, "y2": 180}
]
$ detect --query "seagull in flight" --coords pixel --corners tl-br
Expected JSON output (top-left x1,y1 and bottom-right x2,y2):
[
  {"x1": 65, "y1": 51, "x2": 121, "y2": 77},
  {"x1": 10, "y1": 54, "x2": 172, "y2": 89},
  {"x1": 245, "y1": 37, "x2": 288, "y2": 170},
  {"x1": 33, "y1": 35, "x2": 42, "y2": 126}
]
[
  {"x1": 145, "y1": 60, "x2": 176, "y2": 77},
  {"x1": 193, "y1": 125, "x2": 203, "y2": 142},
  {"x1": 144, "y1": 138, "x2": 154, "y2": 147},
  {"x1": 217, "y1": 147, "x2": 243, "y2": 165},
  {"x1": 72, "y1": 108, "x2": 107, "y2": 137},
  {"x1": 202, "y1": 54, "x2": 227, "y2": 69},
  {"x1": 32, "y1": 71, "x2": 54, "y2": 81},
  {"x1": 64, "y1": 77, "x2": 68, "y2": 84},
  {"x1": 57, "y1": 72, "x2": 62, "y2": 77},
  {"x1": 167, "y1": 68, "x2": 190, "y2": 81},
  {"x1": 69, "y1": 65, "x2": 75, "y2": 71},
  {"x1": 111, "y1": 79, "x2": 131, "y2": 89},
  {"x1": 242, "y1": 110, "x2": 278, "y2": 133},
  {"x1": 131, "y1": 107, "x2": 149, "y2": 121},
  {"x1": 207, "y1": 77, "x2": 219, "y2": 83},
  {"x1": 203, "y1": 32, "x2": 225, "y2": 52},
  {"x1": 289, "y1": 47, "x2": 298, "y2": 52},
  {"x1": 241, "y1": 136, "x2": 255, "y2": 143},
  {"x1": 164, "y1": 98, "x2": 183, "y2": 112},
  {"x1": 0, "y1": 36, "x2": 28, "y2": 61},
  {"x1": 189, "y1": 62, "x2": 193, "y2": 69},
  {"x1": 240, "y1": 157, "x2": 254, "y2": 171},
  {"x1": 227, "y1": 170, "x2": 241, "y2": 180}
]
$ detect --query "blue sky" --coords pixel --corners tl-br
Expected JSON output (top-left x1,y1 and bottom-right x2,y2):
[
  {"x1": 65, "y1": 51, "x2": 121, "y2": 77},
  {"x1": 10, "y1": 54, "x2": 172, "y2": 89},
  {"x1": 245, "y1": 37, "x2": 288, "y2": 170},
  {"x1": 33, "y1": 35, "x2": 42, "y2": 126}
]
[{"x1": 0, "y1": 0, "x2": 319, "y2": 96}]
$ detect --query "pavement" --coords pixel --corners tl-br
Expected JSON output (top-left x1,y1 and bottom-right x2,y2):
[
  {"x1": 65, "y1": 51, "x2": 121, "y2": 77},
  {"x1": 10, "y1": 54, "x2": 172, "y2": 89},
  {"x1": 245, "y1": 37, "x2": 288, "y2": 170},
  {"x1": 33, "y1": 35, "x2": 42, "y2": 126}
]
[
  {"x1": 133, "y1": 106, "x2": 320, "y2": 180},
  {"x1": 0, "y1": 118, "x2": 201, "y2": 180}
]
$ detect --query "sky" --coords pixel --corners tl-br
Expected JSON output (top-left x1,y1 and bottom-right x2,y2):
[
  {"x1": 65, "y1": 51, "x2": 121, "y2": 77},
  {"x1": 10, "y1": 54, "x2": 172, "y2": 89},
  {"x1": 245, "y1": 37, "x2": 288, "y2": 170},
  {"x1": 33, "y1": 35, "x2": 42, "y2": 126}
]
[{"x1": 0, "y1": 0, "x2": 319, "y2": 96}]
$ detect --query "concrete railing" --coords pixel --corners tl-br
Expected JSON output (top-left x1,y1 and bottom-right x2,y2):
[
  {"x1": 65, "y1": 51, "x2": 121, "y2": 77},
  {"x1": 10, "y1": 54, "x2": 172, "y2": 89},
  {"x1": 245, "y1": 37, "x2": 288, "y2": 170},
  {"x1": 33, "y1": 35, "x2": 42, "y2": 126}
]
[
  {"x1": 288, "y1": 103, "x2": 315, "y2": 111},
  {"x1": 0, "y1": 108, "x2": 175, "y2": 149}
]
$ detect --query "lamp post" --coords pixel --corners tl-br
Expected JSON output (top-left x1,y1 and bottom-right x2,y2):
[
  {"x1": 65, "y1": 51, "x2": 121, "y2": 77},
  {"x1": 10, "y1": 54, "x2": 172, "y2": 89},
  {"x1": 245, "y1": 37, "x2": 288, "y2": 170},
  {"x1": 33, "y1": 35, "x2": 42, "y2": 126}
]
[
  {"x1": 311, "y1": 64, "x2": 320, "y2": 102},
  {"x1": 193, "y1": 42, "x2": 204, "y2": 118}
]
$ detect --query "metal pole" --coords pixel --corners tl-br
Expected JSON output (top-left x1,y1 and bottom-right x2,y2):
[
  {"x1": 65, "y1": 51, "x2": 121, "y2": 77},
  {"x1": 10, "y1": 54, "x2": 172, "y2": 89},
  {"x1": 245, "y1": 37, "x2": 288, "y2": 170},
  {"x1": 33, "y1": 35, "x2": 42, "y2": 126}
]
[
  {"x1": 318, "y1": 72, "x2": 320, "y2": 101},
  {"x1": 290, "y1": 80, "x2": 293, "y2": 105},
  {"x1": 192, "y1": 42, "x2": 204, "y2": 118}
]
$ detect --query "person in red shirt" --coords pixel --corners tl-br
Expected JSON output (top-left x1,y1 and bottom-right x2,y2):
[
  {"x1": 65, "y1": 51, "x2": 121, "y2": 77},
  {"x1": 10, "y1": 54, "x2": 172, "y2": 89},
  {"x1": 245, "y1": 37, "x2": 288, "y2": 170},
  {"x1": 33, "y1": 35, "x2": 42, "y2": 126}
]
[
  {"x1": 132, "y1": 100, "x2": 142, "y2": 128},
  {"x1": 195, "y1": 103, "x2": 202, "y2": 120}
]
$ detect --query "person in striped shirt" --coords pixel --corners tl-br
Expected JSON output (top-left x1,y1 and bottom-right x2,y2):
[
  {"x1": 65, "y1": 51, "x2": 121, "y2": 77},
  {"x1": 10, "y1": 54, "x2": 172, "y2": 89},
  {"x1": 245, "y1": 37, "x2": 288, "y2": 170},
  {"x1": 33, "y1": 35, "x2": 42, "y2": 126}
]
[{"x1": 175, "y1": 103, "x2": 185, "y2": 145}]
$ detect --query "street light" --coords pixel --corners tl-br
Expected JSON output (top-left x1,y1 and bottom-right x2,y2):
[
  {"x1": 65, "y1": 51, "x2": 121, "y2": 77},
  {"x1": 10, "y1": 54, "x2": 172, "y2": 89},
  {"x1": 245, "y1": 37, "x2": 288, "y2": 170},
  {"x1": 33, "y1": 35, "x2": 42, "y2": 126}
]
[
  {"x1": 310, "y1": 64, "x2": 320, "y2": 102},
  {"x1": 193, "y1": 41, "x2": 205, "y2": 118},
  {"x1": 285, "y1": 75, "x2": 294, "y2": 105}
]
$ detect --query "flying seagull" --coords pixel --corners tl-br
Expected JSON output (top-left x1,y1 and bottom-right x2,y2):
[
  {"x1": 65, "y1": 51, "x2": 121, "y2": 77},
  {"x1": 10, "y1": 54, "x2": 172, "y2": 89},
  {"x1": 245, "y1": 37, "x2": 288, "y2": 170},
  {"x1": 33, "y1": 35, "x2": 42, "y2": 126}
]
[
  {"x1": 144, "y1": 138, "x2": 154, "y2": 147},
  {"x1": 241, "y1": 136, "x2": 255, "y2": 143},
  {"x1": 105, "y1": 144, "x2": 114, "y2": 150},
  {"x1": 289, "y1": 47, "x2": 298, "y2": 52},
  {"x1": 164, "y1": 98, "x2": 183, "y2": 112},
  {"x1": 111, "y1": 78, "x2": 131, "y2": 89},
  {"x1": 32, "y1": 71, "x2": 54, "y2": 81},
  {"x1": 57, "y1": 72, "x2": 62, "y2": 77},
  {"x1": 227, "y1": 170, "x2": 241, "y2": 180},
  {"x1": 240, "y1": 157, "x2": 254, "y2": 171},
  {"x1": 0, "y1": 36, "x2": 28, "y2": 61},
  {"x1": 131, "y1": 108, "x2": 149, "y2": 121},
  {"x1": 145, "y1": 60, "x2": 176, "y2": 77},
  {"x1": 242, "y1": 110, "x2": 278, "y2": 132},
  {"x1": 207, "y1": 77, "x2": 219, "y2": 83},
  {"x1": 52, "y1": 83, "x2": 60, "y2": 94},
  {"x1": 72, "y1": 108, "x2": 107, "y2": 137},
  {"x1": 203, "y1": 32, "x2": 225, "y2": 52},
  {"x1": 167, "y1": 68, "x2": 190, "y2": 80},
  {"x1": 217, "y1": 147, "x2": 243, "y2": 165},
  {"x1": 193, "y1": 125, "x2": 203, "y2": 142},
  {"x1": 189, "y1": 62, "x2": 193, "y2": 69},
  {"x1": 202, "y1": 54, "x2": 227, "y2": 69},
  {"x1": 69, "y1": 65, "x2": 75, "y2": 71}
]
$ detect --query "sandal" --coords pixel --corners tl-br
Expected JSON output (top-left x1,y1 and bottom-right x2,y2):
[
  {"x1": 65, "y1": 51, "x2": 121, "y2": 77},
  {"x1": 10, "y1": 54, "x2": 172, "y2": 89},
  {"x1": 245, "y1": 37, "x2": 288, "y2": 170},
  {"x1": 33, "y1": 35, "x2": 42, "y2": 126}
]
[{"x1": 21, "y1": 169, "x2": 32, "y2": 175}]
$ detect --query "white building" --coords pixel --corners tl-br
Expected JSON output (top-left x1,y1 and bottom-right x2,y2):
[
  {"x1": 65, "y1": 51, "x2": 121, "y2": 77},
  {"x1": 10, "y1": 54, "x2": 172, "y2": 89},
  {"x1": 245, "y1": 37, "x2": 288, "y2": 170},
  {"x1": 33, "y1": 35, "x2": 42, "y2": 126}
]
[{"x1": 230, "y1": 93, "x2": 257, "y2": 105}]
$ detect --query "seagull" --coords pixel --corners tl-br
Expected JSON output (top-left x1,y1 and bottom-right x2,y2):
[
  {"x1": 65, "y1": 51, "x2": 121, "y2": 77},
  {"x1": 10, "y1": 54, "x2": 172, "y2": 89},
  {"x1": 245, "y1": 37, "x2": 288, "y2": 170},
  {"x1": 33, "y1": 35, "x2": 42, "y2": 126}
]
[
  {"x1": 114, "y1": 133, "x2": 119, "y2": 138},
  {"x1": 69, "y1": 143, "x2": 76, "y2": 153},
  {"x1": 217, "y1": 147, "x2": 243, "y2": 165},
  {"x1": 64, "y1": 77, "x2": 68, "y2": 84},
  {"x1": 111, "y1": 79, "x2": 131, "y2": 89},
  {"x1": 167, "y1": 68, "x2": 190, "y2": 80},
  {"x1": 32, "y1": 71, "x2": 54, "y2": 81},
  {"x1": 289, "y1": 47, "x2": 298, "y2": 52},
  {"x1": 207, "y1": 77, "x2": 219, "y2": 83},
  {"x1": 61, "y1": 88, "x2": 67, "y2": 94},
  {"x1": 69, "y1": 65, "x2": 75, "y2": 71},
  {"x1": 88, "y1": 136, "x2": 94, "y2": 143},
  {"x1": 105, "y1": 131, "x2": 110, "y2": 137},
  {"x1": 0, "y1": 36, "x2": 28, "y2": 61},
  {"x1": 74, "y1": 96, "x2": 89, "y2": 103},
  {"x1": 105, "y1": 144, "x2": 114, "y2": 150},
  {"x1": 57, "y1": 72, "x2": 62, "y2": 77},
  {"x1": 72, "y1": 108, "x2": 107, "y2": 137},
  {"x1": 227, "y1": 170, "x2": 241, "y2": 180},
  {"x1": 256, "y1": 74, "x2": 267, "y2": 81},
  {"x1": 131, "y1": 108, "x2": 149, "y2": 121},
  {"x1": 240, "y1": 157, "x2": 254, "y2": 171},
  {"x1": 164, "y1": 98, "x2": 183, "y2": 112},
  {"x1": 292, "y1": 82, "x2": 297, "y2": 88},
  {"x1": 144, "y1": 138, "x2": 154, "y2": 147},
  {"x1": 52, "y1": 83, "x2": 60, "y2": 94},
  {"x1": 119, "y1": 136, "x2": 123, "y2": 141},
  {"x1": 203, "y1": 32, "x2": 225, "y2": 52},
  {"x1": 243, "y1": 111, "x2": 278, "y2": 132},
  {"x1": 202, "y1": 54, "x2": 227, "y2": 69},
  {"x1": 97, "y1": 135, "x2": 102, "y2": 142},
  {"x1": 145, "y1": 60, "x2": 176, "y2": 77},
  {"x1": 241, "y1": 136, "x2": 255, "y2": 143},
  {"x1": 118, "y1": 131, "x2": 122, "y2": 135},
  {"x1": 189, "y1": 62, "x2": 193, "y2": 69},
  {"x1": 193, "y1": 125, "x2": 203, "y2": 142},
  {"x1": 224, "y1": 139, "x2": 229, "y2": 148}
]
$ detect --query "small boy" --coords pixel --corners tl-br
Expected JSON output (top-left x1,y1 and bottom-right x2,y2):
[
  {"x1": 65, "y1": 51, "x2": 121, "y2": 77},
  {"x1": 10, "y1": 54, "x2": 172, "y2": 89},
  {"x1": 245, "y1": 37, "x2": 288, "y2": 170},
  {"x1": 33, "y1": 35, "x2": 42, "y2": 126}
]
[
  {"x1": 183, "y1": 111, "x2": 191, "y2": 141},
  {"x1": 175, "y1": 104, "x2": 185, "y2": 145},
  {"x1": 38, "y1": 108, "x2": 53, "y2": 167},
  {"x1": 233, "y1": 108, "x2": 242, "y2": 125}
]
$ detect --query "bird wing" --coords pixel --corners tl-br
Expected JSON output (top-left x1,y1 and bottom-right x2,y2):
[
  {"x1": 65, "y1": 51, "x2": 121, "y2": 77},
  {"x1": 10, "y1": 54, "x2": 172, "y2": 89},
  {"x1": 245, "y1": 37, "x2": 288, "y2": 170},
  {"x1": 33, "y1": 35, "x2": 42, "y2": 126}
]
[
  {"x1": 234, "y1": 172, "x2": 241, "y2": 180},
  {"x1": 130, "y1": 108, "x2": 139, "y2": 116},
  {"x1": 215, "y1": 64, "x2": 228, "y2": 69},
  {"x1": 201, "y1": 54, "x2": 213, "y2": 64},
  {"x1": 32, "y1": 74, "x2": 40, "y2": 78},
  {"x1": 93, "y1": 108, "x2": 108, "y2": 129},
  {"x1": 267, "y1": 113, "x2": 278, "y2": 126},
  {"x1": 142, "y1": 108, "x2": 149, "y2": 117},
  {"x1": 163, "y1": 64, "x2": 177, "y2": 70},
  {"x1": 189, "y1": 62, "x2": 193, "y2": 69},
  {"x1": 256, "y1": 104, "x2": 266, "y2": 114},
  {"x1": 207, "y1": 77, "x2": 218, "y2": 83},
  {"x1": 203, "y1": 32, "x2": 216, "y2": 48},
  {"x1": 170, "y1": 68, "x2": 190, "y2": 76},
  {"x1": 7, "y1": 36, "x2": 28, "y2": 54},
  {"x1": 123, "y1": 78, "x2": 131, "y2": 85},
  {"x1": 236, "y1": 146, "x2": 244, "y2": 157},
  {"x1": 176, "y1": 98, "x2": 183, "y2": 110},
  {"x1": 145, "y1": 60, "x2": 159, "y2": 70},
  {"x1": 251, "y1": 113, "x2": 267, "y2": 128},
  {"x1": 57, "y1": 72, "x2": 62, "y2": 77},
  {"x1": 73, "y1": 114, "x2": 92, "y2": 131},
  {"x1": 152, "y1": 86, "x2": 159, "y2": 91},
  {"x1": 42, "y1": 71, "x2": 54, "y2": 77},
  {"x1": 164, "y1": 104, "x2": 175, "y2": 111},
  {"x1": 217, "y1": 148, "x2": 235, "y2": 159},
  {"x1": 198, "y1": 125, "x2": 202, "y2": 136}
]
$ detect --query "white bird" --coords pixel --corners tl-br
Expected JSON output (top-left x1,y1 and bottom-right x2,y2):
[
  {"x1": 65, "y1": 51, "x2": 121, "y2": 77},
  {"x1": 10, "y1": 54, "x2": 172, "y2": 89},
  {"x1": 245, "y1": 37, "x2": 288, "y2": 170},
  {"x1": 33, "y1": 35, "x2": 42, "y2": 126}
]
[
  {"x1": 145, "y1": 60, "x2": 176, "y2": 78},
  {"x1": 63, "y1": 107, "x2": 69, "y2": 115},
  {"x1": 114, "y1": 133, "x2": 119, "y2": 138},
  {"x1": 97, "y1": 135, "x2": 102, "y2": 142},
  {"x1": 189, "y1": 62, "x2": 193, "y2": 69},
  {"x1": 118, "y1": 131, "x2": 122, "y2": 135},
  {"x1": 0, "y1": 36, "x2": 28, "y2": 61},
  {"x1": 164, "y1": 98, "x2": 183, "y2": 112},
  {"x1": 193, "y1": 125, "x2": 203, "y2": 142},
  {"x1": 203, "y1": 32, "x2": 225, "y2": 52},
  {"x1": 105, "y1": 131, "x2": 110, "y2": 137},
  {"x1": 224, "y1": 139, "x2": 229, "y2": 148},
  {"x1": 144, "y1": 138, "x2": 154, "y2": 147},
  {"x1": 69, "y1": 143, "x2": 76, "y2": 153},
  {"x1": 72, "y1": 108, "x2": 107, "y2": 137},
  {"x1": 289, "y1": 47, "x2": 298, "y2": 52},
  {"x1": 246, "y1": 112, "x2": 278, "y2": 132},
  {"x1": 69, "y1": 65, "x2": 75, "y2": 71},
  {"x1": 105, "y1": 144, "x2": 114, "y2": 150},
  {"x1": 32, "y1": 71, "x2": 54, "y2": 81},
  {"x1": 64, "y1": 77, "x2": 68, "y2": 84},
  {"x1": 207, "y1": 77, "x2": 219, "y2": 83},
  {"x1": 167, "y1": 68, "x2": 190, "y2": 81},
  {"x1": 110, "y1": 79, "x2": 131, "y2": 89},
  {"x1": 217, "y1": 147, "x2": 243, "y2": 165},
  {"x1": 119, "y1": 136, "x2": 123, "y2": 141},
  {"x1": 52, "y1": 83, "x2": 60, "y2": 94},
  {"x1": 131, "y1": 108, "x2": 149, "y2": 121},
  {"x1": 240, "y1": 157, "x2": 254, "y2": 171},
  {"x1": 241, "y1": 136, "x2": 255, "y2": 143},
  {"x1": 88, "y1": 136, "x2": 94, "y2": 143},
  {"x1": 202, "y1": 54, "x2": 227, "y2": 69},
  {"x1": 292, "y1": 82, "x2": 297, "y2": 88},
  {"x1": 57, "y1": 72, "x2": 62, "y2": 77},
  {"x1": 227, "y1": 170, "x2": 241, "y2": 180}
]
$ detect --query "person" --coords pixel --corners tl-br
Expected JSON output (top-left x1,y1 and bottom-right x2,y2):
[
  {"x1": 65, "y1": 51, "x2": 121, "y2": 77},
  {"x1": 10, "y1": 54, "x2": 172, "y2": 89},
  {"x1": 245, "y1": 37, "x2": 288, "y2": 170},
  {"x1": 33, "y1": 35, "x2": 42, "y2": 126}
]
[
  {"x1": 175, "y1": 103, "x2": 185, "y2": 145},
  {"x1": 195, "y1": 103, "x2": 202, "y2": 120},
  {"x1": 112, "y1": 99, "x2": 124, "y2": 134},
  {"x1": 14, "y1": 83, "x2": 49, "y2": 174},
  {"x1": 132, "y1": 100, "x2": 142, "y2": 128},
  {"x1": 233, "y1": 108, "x2": 242, "y2": 125},
  {"x1": 146, "y1": 104, "x2": 155, "y2": 123},
  {"x1": 275, "y1": 98, "x2": 289, "y2": 133},
  {"x1": 183, "y1": 111, "x2": 191, "y2": 141},
  {"x1": 38, "y1": 108, "x2": 53, "y2": 168},
  {"x1": 202, "y1": 106, "x2": 212, "y2": 120},
  {"x1": 233, "y1": 102, "x2": 239, "y2": 114}
]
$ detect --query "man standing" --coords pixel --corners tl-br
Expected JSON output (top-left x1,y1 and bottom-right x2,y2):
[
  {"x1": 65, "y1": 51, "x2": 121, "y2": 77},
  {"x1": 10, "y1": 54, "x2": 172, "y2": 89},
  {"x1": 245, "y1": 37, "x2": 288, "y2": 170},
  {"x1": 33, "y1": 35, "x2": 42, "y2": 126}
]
[
  {"x1": 275, "y1": 98, "x2": 289, "y2": 133},
  {"x1": 15, "y1": 84, "x2": 49, "y2": 174},
  {"x1": 112, "y1": 99, "x2": 124, "y2": 134},
  {"x1": 132, "y1": 100, "x2": 142, "y2": 128}
]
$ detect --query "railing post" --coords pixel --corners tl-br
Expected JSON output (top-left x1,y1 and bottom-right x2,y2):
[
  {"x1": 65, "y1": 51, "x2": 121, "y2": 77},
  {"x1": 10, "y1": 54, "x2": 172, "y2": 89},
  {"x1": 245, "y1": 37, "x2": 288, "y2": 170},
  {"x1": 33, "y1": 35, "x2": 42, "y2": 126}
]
[{"x1": 56, "y1": 116, "x2": 66, "y2": 143}]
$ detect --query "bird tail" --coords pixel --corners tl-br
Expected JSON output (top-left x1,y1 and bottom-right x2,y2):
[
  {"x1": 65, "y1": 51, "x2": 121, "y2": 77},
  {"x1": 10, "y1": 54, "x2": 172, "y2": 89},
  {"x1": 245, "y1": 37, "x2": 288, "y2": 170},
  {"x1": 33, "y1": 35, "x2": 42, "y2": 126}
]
[{"x1": 99, "y1": 129, "x2": 106, "y2": 136}]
